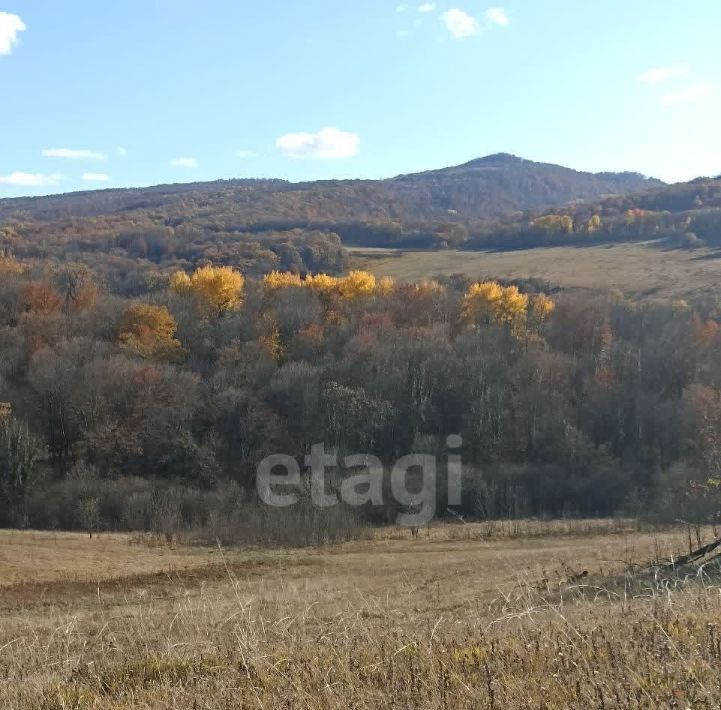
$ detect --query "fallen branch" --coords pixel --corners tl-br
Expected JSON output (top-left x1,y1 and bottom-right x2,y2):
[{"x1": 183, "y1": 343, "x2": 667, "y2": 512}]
[{"x1": 663, "y1": 537, "x2": 721, "y2": 570}]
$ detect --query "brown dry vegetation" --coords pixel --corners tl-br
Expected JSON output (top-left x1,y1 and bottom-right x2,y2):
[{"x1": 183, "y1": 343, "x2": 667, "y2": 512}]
[
  {"x1": 350, "y1": 242, "x2": 721, "y2": 299},
  {"x1": 2, "y1": 522, "x2": 721, "y2": 708}
]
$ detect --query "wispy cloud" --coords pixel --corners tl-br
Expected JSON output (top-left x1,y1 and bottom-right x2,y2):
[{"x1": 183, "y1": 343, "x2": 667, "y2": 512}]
[
  {"x1": 485, "y1": 7, "x2": 509, "y2": 27},
  {"x1": 0, "y1": 12, "x2": 26, "y2": 55},
  {"x1": 42, "y1": 148, "x2": 106, "y2": 160},
  {"x1": 276, "y1": 127, "x2": 360, "y2": 159},
  {"x1": 170, "y1": 156, "x2": 198, "y2": 168},
  {"x1": 417, "y1": 3, "x2": 436, "y2": 12},
  {"x1": 396, "y1": 3, "x2": 409, "y2": 12},
  {"x1": 639, "y1": 64, "x2": 690, "y2": 85},
  {"x1": 237, "y1": 150, "x2": 256, "y2": 159},
  {"x1": 441, "y1": 7, "x2": 510, "y2": 39},
  {"x1": 82, "y1": 172, "x2": 110, "y2": 182},
  {"x1": 0, "y1": 172, "x2": 64, "y2": 187},
  {"x1": 397, "y1": 29, "x2": 411, "y2": 39},
  {"x1": 116, "y1": 146, "x2": 128, "y2": 157},
  {"x1": 661, "y1": 82, "x2": 717, "y2": 106},
  {"x1": 442, "y1": 9, "x2": 480, "y2": 38}
]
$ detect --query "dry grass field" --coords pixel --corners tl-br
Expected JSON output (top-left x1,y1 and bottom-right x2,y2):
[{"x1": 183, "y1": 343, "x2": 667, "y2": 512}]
[
  {"x1": 2, "y1": 521, "x2": 721, "y2": 708},
  {"x1": 350, "y1": 242, "x2": 721, "y2": 299}
]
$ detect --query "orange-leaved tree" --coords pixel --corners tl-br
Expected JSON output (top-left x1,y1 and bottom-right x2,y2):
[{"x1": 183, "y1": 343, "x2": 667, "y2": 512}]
[
  {"x1": 22, "y1": 283, "x2": 63, "y2": 315},
  {"x1": 118, "y1": 303, "x2": 183, "y2": 360}
]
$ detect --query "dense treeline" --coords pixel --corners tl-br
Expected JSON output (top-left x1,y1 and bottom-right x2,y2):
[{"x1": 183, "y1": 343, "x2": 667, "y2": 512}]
[
  {"x1": 0, "y1": 155, "x2": 660, "y2": 275},
  {"x1": 2, "y1": 166, "x2": 719, "y2": 280},
  {"x1": 470, "y1": 177, "x2": 721, "y2": 251},
  {"x1": 1, "y1": 254, "x2": 720, "y2": 533},
  {"x1": 0, "y1": 218, "x2": 347, "y2": 295},
  {"x1": 0, "y1": 154, "x2": 656, "y2": 226}
]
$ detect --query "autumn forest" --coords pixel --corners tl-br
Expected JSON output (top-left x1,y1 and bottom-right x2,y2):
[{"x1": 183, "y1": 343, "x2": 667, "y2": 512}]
[{"x1": 1, "y1": 240, "x2": 720, "y2": 537}]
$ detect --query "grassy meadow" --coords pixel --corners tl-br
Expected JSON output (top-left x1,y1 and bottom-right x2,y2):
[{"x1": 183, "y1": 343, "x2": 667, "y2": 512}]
[
  {"x1": 2, "y1": 521, "x2": 721, "y2": 708},
  {"x1": 350, "y1": 242, "x2": 721, "y2": 299}
]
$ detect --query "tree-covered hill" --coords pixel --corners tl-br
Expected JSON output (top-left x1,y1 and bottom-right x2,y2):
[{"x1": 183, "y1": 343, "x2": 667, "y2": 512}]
[
  {"x1": 0, "y1": 155, "x2": 662, "y2": 287},
  {"x1": 0, "y1": 153, "x2": 659, "y2": 225},
  {"x1": 473, "y1": 176, "x2": 721, "y2": 251}
]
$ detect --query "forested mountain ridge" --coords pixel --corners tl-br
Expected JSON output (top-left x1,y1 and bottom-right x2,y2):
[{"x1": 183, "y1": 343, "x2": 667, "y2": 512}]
[
  {"x1": 385, "y1": 153, "x2": 661, "y2": 221},
  {"x1": 0, "y1": 155, "x2": 661, "y2": 290},
  {"x1": 474, "y1": 175, "x2": 721, "y2": 251},
  {"x1": 0, "y1": 153, "x2": 660, "y2": 225}
]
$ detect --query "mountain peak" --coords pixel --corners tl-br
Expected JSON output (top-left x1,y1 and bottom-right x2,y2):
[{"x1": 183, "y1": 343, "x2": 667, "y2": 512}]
[{"x1": 462, "y1": 153, "x2": 528, "y2": 168}]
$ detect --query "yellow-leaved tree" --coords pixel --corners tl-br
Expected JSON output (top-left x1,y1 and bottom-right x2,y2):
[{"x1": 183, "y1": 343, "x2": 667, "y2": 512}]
[
  {"x1": 377, "y1": 276, "x2": 396, "y2": 296},
  {"x1": 338, "y1": 270, "x2": 377, "y2": 300},
  {"x1": 305, "y1": 273, "x2": 339, "y2": 293},
  {"x1": 528, "y1": 293, "x2": 555, "y2": 331},
  {"x1": 532, "y1": 215, "x2": 574, "y2": 233},
  {"x1": 461, "y1": 281, "x2": 529, "y2": 336},
  {"x1": 587, "y1": 214, "x2": 602, "y2": 233},
  {"x1": 118, "y1": 303, "x2": 183, "y2": 360},
  {"x1": 263, "y1": 271, "x2": 303, "y2": 289},
  {"x1": 171, "y1": 265, "x2": 244, "y2": 314},
  {"x1": 460, "y1": 281, "x2": 504, "y2": 326},
  {"x1": 0, "y1": 256, "x2": 25, "y2": 275}
]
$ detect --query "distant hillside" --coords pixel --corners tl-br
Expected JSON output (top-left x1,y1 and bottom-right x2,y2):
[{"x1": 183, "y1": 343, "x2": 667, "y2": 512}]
[
  {"x1": 0, "y1": 153, "x2": 660, "y2": 225},
  {"x1": 384, "y1": 153, "x2": 661, "y2": 221},
  {"x1": 471, "y1": 175, "x2": 721, "y2": 251},
  {"x1": 0, "y1": 155, "x2": 663, "y2": 290}
]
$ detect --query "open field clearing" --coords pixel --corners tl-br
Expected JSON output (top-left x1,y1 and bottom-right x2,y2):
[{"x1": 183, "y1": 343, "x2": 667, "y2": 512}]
[
  {"x1": 350, "y1": 242, "x2": 721, "y2": 299},
  {"x1": 2, "y1": 522, "x2": 721, "y2": 708}
]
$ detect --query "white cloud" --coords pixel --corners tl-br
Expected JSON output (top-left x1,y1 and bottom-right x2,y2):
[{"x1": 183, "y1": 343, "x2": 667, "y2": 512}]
[
  {"x1": 639, "y1": 64, "x2": 690, "y2": 85},
  {"x1": 276, "y1": 127, "x2": 360, "y2": 159},
  {"x1": 116, "y1": 146, "x2": 128, "y2": 157},
  {"x1": 237, "y1": 150, "x2": 256, "y2": 159},
  {"x1": 0, "y1": 12, "x2": 26, "y2": 55},
  {"x1": 0, "y1": 172, "x2": 64, "y2": 187},
  {"x1": 442, "y1": 9, "x2": 480, "y2": 38},
  {"x1": 418, "y1": 3, "x2": 435, "y2": 12},
  {"x1": 661, "y1": 82, "x2": 717, "y2": 106},
  {"x1": 485, "y1": 7, "x2": 509, "y2": 27},
  {"x1": 42, "y1": 148, "x2": 106, "y2": 160},
  {"x1": 397, "y1": 29, "x2": 411, "y2": 38},
  {"x1": 170, "y1": 156, "x2": 198, "y2": 167},
  {"x1": 82, "y1": 172, "x2": 110, "y2": 182},
  {"x1": 396, "y1": 3, "x2": 409, "y2": 12}
]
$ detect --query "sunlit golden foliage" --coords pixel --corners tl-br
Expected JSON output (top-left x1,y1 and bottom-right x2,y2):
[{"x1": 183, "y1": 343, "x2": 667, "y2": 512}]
[
  {"x1": 376, "y1": 276, "x2": 396, "y2": 296},
  {"x1": 169, "y1": 271, "x2": 191, "y2": 292},
  {"x1": 263, "y1": 271, "x2": 303, "y2": 290},
  {"x1": 171, "y1": 265, "x2": 244, "y2": 313},
  {"x1": 305, "y1": 273, "x2": 339, "y2": 293},
  {"x1": 532, "y1": 214, "x2": 573, "y2": 233},
  {"x1": 528, "y1": 293, "x2": 555, "y2": 326},
  {"x1": 587, "y1": 214, "x2": 602, "y2": 232},
  {"x1": 118, "y1": 304, "x2": 182, "y2": 360},
  {"x1": 0, "y1": 256, "x2": 25, "y2": 275},
  {"x1": 460, "y1": 281, "x2": 503, "y2": 325},
  {"x1": 263, "y1": 270, "x2": 388, "y2": 299},
  {"x1": 461, "y1": 281, "x2": 529, "y2": 336},
  {"x1": 338, "y1": 270, "x2": 377, "y2": 300}
]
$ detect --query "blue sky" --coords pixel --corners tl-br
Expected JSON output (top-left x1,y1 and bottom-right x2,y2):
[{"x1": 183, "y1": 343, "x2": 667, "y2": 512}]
[{"x1": 1, "y1": 0, "x2": 720, "y2": 197}]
